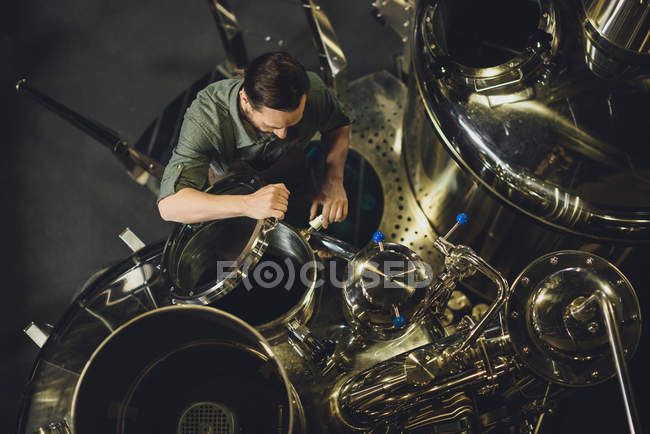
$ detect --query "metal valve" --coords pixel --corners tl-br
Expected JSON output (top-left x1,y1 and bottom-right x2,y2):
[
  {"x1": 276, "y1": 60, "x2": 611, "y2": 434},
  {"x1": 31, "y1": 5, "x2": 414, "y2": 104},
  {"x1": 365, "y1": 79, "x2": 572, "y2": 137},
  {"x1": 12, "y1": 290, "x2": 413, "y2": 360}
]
[
  {"x1": 372, "y1": 231, "x2": 385, "y2": 251},
  {"x1": 441, "y1": 213, "x2": 468, "y2": 241},
  {"x1": 392, "y1": 305, "x2": 406, "y2": 328}
]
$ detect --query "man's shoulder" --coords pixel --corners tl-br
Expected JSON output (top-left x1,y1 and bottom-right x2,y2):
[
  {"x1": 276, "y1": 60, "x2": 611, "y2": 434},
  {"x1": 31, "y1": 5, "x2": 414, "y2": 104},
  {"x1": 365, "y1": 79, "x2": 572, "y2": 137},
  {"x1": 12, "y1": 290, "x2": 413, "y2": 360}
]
[
  {"x1": 306, "y1": 71, "x2": 328, "y2": 95},
  {"x1": 198, "y1": 78, "x2": 241, "y2": 102},
  {"x1": 185, "y1": 78, "x2": 240, "y2": 125}
]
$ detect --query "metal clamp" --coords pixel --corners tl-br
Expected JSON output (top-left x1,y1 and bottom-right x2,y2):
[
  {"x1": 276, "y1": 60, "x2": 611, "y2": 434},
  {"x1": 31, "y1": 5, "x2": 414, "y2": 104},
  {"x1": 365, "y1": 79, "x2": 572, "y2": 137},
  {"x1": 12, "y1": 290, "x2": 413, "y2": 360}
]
[{"x1": 474, "y1": 69, "x2": 523, "y2": 93}]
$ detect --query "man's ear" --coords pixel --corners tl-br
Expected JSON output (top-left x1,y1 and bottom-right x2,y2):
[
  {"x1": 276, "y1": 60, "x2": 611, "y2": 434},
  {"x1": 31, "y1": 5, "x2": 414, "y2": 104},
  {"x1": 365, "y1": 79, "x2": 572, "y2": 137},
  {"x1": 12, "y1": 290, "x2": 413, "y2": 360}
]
[{"x1": 239, "y1": 89, "x2": 250, "y2": 107}]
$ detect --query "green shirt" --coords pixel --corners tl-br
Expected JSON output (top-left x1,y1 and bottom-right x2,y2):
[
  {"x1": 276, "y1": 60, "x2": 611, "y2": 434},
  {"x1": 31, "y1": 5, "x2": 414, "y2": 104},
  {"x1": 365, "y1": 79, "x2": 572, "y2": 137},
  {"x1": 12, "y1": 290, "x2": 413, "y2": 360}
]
[{"x1": 157, "y1": 71, "x2": 350, "y2": 202}]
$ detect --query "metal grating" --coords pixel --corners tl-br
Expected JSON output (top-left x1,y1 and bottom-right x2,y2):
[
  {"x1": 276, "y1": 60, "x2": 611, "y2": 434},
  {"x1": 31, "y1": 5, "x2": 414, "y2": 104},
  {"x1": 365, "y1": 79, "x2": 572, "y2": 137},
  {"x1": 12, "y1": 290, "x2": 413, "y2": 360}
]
[
  {"x1": 177, "y1": 402, "x2": 235, "y2": 434},
  {"x1": 346, "y1": 71, "x2": 444, "y2": 271}
]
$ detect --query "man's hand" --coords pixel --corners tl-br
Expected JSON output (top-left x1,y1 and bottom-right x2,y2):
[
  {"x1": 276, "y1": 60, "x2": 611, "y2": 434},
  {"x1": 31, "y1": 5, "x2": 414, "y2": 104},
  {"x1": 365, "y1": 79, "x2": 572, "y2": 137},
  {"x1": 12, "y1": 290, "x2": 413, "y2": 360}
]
[
  {"x1": 243, "y1": 183, "x2": 290, "y2": 219},
  {"x1": 310, "y1": 176, "x2": 348, "y2": 228}
]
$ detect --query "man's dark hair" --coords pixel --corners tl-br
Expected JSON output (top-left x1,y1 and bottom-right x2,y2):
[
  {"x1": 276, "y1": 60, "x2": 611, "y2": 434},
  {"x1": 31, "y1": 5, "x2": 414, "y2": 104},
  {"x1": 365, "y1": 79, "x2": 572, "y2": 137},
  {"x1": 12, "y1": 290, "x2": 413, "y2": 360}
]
[{"x1": 243, "y1": 52, "x2": 310, "y2": 111}]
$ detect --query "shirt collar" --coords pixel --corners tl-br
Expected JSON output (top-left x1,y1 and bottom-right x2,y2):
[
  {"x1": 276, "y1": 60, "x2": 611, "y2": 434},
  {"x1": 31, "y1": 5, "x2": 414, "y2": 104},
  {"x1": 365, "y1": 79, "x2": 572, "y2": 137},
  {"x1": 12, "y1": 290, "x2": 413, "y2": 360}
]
[{"x1": 229, "y1": 80, "x2": 274, "y2": 149}]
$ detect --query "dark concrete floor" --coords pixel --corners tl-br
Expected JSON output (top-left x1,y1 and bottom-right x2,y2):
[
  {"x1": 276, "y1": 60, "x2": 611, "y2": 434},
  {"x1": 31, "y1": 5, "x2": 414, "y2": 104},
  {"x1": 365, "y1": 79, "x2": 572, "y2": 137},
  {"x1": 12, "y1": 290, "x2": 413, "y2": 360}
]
[{"x1": 1, "y1": 1, "x2": 647, "y2": 433}]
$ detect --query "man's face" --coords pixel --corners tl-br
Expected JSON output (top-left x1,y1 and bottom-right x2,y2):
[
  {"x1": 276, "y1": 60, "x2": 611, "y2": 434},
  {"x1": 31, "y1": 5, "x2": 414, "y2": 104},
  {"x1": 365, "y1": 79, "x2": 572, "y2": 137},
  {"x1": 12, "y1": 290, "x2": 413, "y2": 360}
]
[{"x1": 240, "y1": 90, "x2": 306, "y2": 140}]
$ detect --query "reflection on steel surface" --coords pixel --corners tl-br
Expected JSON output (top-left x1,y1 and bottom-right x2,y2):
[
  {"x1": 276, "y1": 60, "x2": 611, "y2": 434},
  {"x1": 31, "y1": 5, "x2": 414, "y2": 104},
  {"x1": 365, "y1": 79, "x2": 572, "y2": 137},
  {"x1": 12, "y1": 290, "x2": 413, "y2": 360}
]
[{"x1": 302, "y1": 0, "x2": 348, "y2": 100}]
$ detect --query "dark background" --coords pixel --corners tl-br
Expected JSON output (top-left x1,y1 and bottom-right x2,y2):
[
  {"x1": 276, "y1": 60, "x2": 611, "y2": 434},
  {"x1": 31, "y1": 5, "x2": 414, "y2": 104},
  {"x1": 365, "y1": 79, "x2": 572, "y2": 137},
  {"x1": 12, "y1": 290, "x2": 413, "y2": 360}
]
[{"x1": 1, "y1": 1, "x2": 646, "y2": 433}]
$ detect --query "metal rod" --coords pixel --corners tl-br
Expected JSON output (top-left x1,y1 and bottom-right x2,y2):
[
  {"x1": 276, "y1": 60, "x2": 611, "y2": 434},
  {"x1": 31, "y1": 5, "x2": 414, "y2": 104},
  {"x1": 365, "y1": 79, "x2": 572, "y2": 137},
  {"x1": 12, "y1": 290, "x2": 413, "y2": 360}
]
[
  {"x1": 16, "y1": 79, "x2": 165, "y2": 181},
  {"x1": 16, "y1": 78, "x2": 122, "y2": 151},
  {"x1": 595, "y1": 290, "x2": 641, "y2": 434},
  {"x1": 450, "y1": 252, "x2": 508, "y2": 356},
  {"x1": 206, "y1": 0, "x2": 248, "y2": 73}
]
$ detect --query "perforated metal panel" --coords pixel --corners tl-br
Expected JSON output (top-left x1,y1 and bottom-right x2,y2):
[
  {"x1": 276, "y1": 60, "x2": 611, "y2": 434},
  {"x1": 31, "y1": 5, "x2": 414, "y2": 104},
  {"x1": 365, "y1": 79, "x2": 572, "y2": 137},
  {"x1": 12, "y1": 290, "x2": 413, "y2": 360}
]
[
  {"x1": 177, "y1": 402, "x2": 235, "y2": 434},
  {"x1": 346, "y1": 71, "x2": 444, "y2": 271}
]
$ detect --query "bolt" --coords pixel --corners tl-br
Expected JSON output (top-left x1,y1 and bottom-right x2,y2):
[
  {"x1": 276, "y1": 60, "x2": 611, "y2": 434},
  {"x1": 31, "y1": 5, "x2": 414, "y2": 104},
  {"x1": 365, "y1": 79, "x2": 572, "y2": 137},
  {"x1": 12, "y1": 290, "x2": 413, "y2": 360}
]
[
  {"x1": 521, "y1": 276, "x2": 530, "y2": 286},
  {"x1": 591, "y1": 370, "x2": 599, "y2": 378},
  {"x1": 586, "y1": 257, "x2": 594, "y2": 265},
  {"x1": 403, "y1": 21, "x2": 409, "y2": 27},
  {"x1": 631, "y1": 314, "x2": 639, "y2": 321},
  {"x1": 550, "y1": 256, "x2": 558, "y2": 265},
  {"x1": 616, "y1": 279, "x2": 624, "y2": 286},
  {"x1": 587, "y1": 321, "x2": 599, "y2": 334},
  {"x1": 189, "y1": 291, "x2": 194, "y2": 296},
  {"x1": 264, "y1": 35, "x2": 271, "y2": 42},
  {"x1": 425, "y1": 16, "x2": 431, "y2": 23},
  {"x1": 511, "y1": 311, "x2": 520, "y2": 320},
  {"x1": 523, "y1": 346, "x2": 530, "y2": 355},
  {"x1": 402, "y1": 37, "x2": 407, "y2": 43},
  {"x1": 148, "y1": 163, "x2": 154, "y2": 170}
]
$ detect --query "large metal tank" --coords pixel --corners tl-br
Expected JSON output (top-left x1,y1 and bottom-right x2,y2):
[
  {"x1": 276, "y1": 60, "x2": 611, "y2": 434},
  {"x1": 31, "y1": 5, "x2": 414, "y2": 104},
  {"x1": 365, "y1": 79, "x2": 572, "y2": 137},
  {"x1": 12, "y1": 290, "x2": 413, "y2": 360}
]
[{"x1": 404, "y1": 0, "x2": 650, "y2": 284}]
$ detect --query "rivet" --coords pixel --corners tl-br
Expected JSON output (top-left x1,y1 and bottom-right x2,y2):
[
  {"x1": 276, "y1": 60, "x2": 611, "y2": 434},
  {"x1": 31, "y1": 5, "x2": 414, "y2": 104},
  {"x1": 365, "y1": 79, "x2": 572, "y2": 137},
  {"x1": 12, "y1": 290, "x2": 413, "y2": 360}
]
[
  {"x1": 616, "y1": 279, "x2": 624, "y2": 286},
  {"x1": 523, "y1": 346, "x2": 530, "y2": 354},
  {"x1": 591, "y1": 370, "x2": 599, "y2": 378},
  {"x1": 586, "y1": 257, "x2": 594, "y2": 265},
  {"x1": 189, "y1": 291, "x2": 194, "y2": 296},
  {"x1": 550, "y1": 256, "x2": 558, "y2": 265},
  {"x1": 511, "y1": 311, "x2": 519, "y2": 319},
  {"x1": 521, "y1": 277, "x2": 530, "y2": 286}
]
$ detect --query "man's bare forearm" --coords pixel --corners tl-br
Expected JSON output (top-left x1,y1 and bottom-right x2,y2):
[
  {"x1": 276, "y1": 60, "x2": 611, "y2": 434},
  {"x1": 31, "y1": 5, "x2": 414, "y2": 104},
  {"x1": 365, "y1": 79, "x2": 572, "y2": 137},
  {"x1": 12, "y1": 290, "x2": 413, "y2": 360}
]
[
  {"x1": 324, "y1": 125, "x2": 350, "y2": 180},
  {"x1": 158, "y1": 188, "x2": 247, "y2": 224}
]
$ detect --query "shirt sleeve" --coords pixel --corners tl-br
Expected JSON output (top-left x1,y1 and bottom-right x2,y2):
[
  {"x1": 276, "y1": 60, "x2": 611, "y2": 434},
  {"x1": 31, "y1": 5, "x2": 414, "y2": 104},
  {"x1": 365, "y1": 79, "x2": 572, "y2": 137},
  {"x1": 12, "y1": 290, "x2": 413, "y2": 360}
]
[
  {"x1": 306, "y1": 72, "x2": 351, "y2": 134},
  {"x1": 317, "y1": 87, "x2": 351, "y2": 133},
  {"x1": 157, "y1": 116, "x2": 216, "y2": 203}
]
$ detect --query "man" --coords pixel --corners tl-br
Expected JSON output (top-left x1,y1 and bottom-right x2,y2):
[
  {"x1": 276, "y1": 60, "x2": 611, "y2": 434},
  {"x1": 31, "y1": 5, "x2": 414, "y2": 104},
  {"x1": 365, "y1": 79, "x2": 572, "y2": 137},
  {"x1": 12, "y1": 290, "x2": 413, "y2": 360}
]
[{"x1": 157, "y1": 52, "x2": 350, "y2": 228}]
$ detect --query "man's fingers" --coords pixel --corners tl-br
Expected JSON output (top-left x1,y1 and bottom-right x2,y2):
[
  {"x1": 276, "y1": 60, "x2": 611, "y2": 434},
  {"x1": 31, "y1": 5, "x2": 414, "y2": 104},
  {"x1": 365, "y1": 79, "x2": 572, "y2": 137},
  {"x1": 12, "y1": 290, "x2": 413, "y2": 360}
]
[
  {"x1": 310, "y1": 201, "x2": 319, "y2": 221},
  {"x1": 272, "y1": 187, "x2": 290, "y2": 201},
  {"x1": 335, "y1": 203, "x2": 344, "y2": 222},
  {"x1": 321, "y1": 203, "x2": 332, "y2": 228},
  {"x1": 274, "y1": 196, "x2": 289, "y2": 208},
  {"x1": 342, "y1": 201, "x2": 348, "y2": 220},
  {"x1": 272, "y1": 209, "x2": 285, "y2": 220},
  {"x1": 273, "y1": 183, "x2": 291, "y2": 195},
  {"x1": 328, "y1": 204, "x2": 339, "y2": 226}
]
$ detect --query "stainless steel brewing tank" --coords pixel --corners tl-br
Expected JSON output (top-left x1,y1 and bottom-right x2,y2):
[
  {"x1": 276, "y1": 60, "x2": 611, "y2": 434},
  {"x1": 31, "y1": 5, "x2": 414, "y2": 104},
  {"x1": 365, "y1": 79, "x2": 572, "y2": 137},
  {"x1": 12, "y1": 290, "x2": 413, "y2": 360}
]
[{"x1": 404, "y1": 0, "x2": 650, "y2": 282}]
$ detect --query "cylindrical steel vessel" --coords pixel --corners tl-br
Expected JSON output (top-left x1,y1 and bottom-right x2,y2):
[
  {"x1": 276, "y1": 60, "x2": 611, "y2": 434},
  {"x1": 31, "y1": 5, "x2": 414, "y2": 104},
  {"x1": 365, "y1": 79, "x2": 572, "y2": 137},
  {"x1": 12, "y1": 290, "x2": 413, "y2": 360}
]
[
  {"x1": 72, "y1": 306, "x2": 305, "y2": 433},
  {"x1": 405, "y1": 0, "x2": 650, "y2": 283}
]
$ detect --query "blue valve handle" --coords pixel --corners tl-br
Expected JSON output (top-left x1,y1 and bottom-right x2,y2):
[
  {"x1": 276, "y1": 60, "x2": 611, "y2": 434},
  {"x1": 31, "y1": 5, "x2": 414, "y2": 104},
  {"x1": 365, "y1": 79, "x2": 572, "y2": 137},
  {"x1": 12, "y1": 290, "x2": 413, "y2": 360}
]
[
  {"x1": 392, "y1": 305, "x2": 406, "y2": 327},
  {"x1": 442, "y1": 212, "x2": 469, "y2": 240},
  {"x1": 373, "y1": 231, "x2": 386, "y2": 251}
]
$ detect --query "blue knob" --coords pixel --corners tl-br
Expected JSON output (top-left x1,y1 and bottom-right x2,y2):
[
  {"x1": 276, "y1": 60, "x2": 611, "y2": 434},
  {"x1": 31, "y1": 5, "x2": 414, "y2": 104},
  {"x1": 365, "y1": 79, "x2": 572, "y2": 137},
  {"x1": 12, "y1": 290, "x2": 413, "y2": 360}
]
[
  {"x1": 456, "y1": 213, "x2": 468, "y2": 225},
  {"x1": 393, "y1": 316, "x2": 406, "y2": 327},
  {"x1": 372, "y1": 231, "x2": 385, "y2": 243}
]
